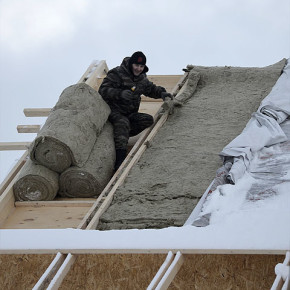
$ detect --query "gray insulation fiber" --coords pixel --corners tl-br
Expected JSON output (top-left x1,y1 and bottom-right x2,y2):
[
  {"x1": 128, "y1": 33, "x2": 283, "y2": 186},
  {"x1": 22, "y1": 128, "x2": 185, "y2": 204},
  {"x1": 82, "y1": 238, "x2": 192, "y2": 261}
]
[
  {"x1": 97, "y1": 59, "x2": 286, "y2": 230},
  {"x1": 29, "y1": 83, "x2": 110, "y2": 173},
  {"x1": 59, "y1": 122, "x2": 115, "y2": 198},
  {"x1": 13, "y1": 159, "x2": 59, "y2": 201}
]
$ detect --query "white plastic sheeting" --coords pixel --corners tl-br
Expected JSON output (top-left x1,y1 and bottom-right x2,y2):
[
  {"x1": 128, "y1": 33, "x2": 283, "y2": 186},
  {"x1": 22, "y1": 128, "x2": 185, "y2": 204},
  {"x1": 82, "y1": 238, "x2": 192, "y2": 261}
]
[{"x1": 221, "y1": 59, "x2": 290, "y2": 183}]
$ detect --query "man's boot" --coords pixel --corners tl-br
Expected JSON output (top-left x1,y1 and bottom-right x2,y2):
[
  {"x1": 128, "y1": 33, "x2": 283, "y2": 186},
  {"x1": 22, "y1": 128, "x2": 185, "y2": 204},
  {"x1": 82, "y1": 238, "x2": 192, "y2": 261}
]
[{"x1": 114, "y1": 149, "x2": 127, "y2": 171}]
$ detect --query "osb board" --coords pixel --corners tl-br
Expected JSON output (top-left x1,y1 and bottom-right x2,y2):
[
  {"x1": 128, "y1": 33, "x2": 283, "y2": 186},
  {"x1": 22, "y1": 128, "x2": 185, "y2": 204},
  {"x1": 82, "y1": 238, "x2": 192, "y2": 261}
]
[
  {"x1": 0, "y1": 254, "x2": 55, "y2": 290},
  {"x1": 2, "y1": 205, "x2": 89, "y2": 229},
  {"x1": 59, "y1": 254, "x2": 167, "y2": 289},
  {"x1": 147, "y1": 75, "x2": 182, "y2": 93},
  {"x1": 0, "y1": 254, "x2": 282, "y2": 289},
  {"x1": 168, "y1": 254, "x2": 283, "y2": 290},
  {"x1": 139, "y1": 101, "x2": 162, "y2": 116},
  {"x1": 57, "y1": 254, "x2": 281, "y2": 289}
]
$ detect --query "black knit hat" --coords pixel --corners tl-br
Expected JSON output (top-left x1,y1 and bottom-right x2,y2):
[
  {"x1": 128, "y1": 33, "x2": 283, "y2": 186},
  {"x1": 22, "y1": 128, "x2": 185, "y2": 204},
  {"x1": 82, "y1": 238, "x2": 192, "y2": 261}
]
[
  {"x1": 128, "y1": 51, "x2": 148, "y2": 73},
  {"x1": 129, "y1": 51, "x2": 146, "y2": 65}
]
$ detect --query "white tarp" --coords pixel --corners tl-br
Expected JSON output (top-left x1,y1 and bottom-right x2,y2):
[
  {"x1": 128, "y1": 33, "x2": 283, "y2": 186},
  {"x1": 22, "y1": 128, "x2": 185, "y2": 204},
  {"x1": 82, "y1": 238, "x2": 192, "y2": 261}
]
[{"x1": 220, "y1": 58, "x2": 290, "y2": 183}]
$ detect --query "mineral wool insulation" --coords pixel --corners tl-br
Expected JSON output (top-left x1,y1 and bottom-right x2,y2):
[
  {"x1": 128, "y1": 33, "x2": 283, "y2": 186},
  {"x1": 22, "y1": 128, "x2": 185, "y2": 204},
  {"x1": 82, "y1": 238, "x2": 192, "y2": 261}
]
[{"x1": 97, "y1": 59, "x2": 286, "y2": 230}]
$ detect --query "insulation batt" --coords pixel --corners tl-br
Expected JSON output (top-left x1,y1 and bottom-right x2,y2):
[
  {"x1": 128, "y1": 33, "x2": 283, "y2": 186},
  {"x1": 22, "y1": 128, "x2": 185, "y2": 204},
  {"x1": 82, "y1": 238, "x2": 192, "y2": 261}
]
[
  {"x1": 29, "y1": 83, "x2": 111, "y2": 173},
  {"x1": 59, "y1": 122, "x2": 115, "y2": 198},
  {"x1": 97, "y1": 59, "x2": 286, "y2": 230},
  {"x1": 13, "y1": 159, "x2": 59, "y2": 201}
]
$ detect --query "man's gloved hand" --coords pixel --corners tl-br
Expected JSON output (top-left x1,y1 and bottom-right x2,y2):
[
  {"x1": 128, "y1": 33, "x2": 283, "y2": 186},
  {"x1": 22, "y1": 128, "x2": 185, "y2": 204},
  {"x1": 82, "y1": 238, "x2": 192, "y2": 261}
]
[
  {"x1": 161, "y1": 92, "x2": 173, "y2": 101},
  {"x1": 120, "y1": 90, "x2": 134, "y2": 101}
]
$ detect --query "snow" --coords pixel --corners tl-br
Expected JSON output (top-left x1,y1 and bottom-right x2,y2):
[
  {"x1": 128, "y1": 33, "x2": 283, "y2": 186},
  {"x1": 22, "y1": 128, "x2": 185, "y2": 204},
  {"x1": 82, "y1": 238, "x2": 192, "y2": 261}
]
[{"x1": 0, "y1": 162, "x2": 289, "y2": 254}]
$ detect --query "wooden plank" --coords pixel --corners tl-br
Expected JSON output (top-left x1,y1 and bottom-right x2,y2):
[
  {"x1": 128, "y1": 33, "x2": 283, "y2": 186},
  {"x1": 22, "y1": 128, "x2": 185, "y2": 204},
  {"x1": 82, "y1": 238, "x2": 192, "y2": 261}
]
[
  {"x1": 2, "y1": 205, "x2": 91, "y2": 229},
  {"x1": 23, "y1": 108, "x2": 51, "y2": 117},
  {"x1": 0, "y1": 242, "x2": 288, "y2": 255},
  {"x1": 15, "y1": 200, "x2": 95, "y2": 207},
  {"x1": 155, "y1": 251, "x2": 184, "y2": 290},
  {"x1": 78, "y1": 60, "x2": 100, "y2": 83},
  {"x1": 46, "y1": 254, "x2": 76, "y2": 290},
  {"x1": 271, "y1": 251, "x2": 290, "y2": 290},
  {"x1": 32, "y1": 253, "x2": 66, "y2": 290},
  {"x1": 141, "y1": 95, "x2": 163, "y2": 102},
  {"x1": 0, "y1": 186, "x2": 15, "y2": 228},
  {"x1": 0, "y1": 142, "x2": 31, "y2": 150},
  {"x1": 17, "y1": 125, "x2": 41, "y2": 133},
  {"x1": 84, "y1": 60, "x2": 109, "y2": 91},
  {"x1": 0, "y1": 164, "x2": 23, "y2": 227},
  {"x1": 139, "y1": 102, "x2": 162, "y2": 116},
  {"x1": 147, "y1": 251, "x2": 174, "y2": 289},
  {"x1": 147, "y1": 75, "x2": 183, "y2": 93},
  {"x1": 0, "y1": 151, "x2": 27, "y2": 195}
]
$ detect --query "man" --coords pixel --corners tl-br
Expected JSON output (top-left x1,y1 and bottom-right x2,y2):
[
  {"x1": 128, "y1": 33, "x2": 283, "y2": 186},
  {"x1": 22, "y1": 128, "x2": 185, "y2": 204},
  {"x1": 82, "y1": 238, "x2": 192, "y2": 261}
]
[{"x1": 99, "y1": 51, "x2": 172, "y2": 171}]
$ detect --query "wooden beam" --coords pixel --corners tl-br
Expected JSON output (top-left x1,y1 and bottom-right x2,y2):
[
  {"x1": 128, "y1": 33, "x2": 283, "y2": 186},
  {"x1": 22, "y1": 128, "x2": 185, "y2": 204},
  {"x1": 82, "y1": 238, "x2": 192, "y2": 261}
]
[
  {"x1": 0, "y1": 142, "x2": 31, "y2": 151},
  {"x1": 0, "y1": 151, "x2": 27, "y2": 195},
  {"x1": 32, "y1": 253, "x2": 67, "y2": 290},
  {"x1": 271, "y1": 251, "x2": 290, "y2": 290},
  {"x1": 147, "y1": 251, "x2": 174, "y2": 289},
  {"x1": 152, "y1": 252, "x2": 184, "y2": 290},
  {"x1": 84, "y1": 60, "x2": 109, "y2": 91},
  {"x1": 78, "y1": 60, "x2": 100, "y2": 83},
  {"x1": 15, "y1": 200, "x2": 95, "y2": 208},
  {"x1": 45, "y1": 254, "x2": 76, "y2": 290},
  {"x1": 0, "y1": 156, "x2": 26, "y2": 227},
  {"x1": 23, "y1": 108, "x2": 51, "y2": 117},
  {"x1": 17, "y1": 125, "x2": 41, "y2": 133}
]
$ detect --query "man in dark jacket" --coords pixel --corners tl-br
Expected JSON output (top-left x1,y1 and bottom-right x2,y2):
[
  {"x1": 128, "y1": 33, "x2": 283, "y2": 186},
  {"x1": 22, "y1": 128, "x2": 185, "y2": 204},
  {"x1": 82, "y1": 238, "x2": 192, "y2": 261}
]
[{"x1": 99, "y1": 51, "x2": 172, "y2": 171}]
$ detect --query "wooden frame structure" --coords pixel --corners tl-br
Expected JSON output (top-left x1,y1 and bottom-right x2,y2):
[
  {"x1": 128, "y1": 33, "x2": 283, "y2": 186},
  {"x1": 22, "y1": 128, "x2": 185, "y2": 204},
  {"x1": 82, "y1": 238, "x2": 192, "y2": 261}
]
[{"x1": 0, "y1": 60, "x2": 286, "y2": 289}]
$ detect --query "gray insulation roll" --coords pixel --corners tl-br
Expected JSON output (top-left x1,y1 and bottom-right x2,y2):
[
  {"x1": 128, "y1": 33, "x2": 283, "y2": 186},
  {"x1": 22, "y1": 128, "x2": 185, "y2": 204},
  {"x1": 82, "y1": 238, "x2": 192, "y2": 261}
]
[
  {"x1": 29, "y1": 83, "x2": 111, "y2": 173},
  {"x1": 13, "y1": 158, "x2": 59, "y2": 201},
  {"x1": 59, "y1": 122, "x2": 115, "y2": 198}
]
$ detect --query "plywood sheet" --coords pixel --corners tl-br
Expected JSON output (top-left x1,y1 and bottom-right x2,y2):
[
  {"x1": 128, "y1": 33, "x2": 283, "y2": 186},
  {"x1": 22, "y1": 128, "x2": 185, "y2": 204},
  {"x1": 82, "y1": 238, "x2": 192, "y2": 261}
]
[
  {"x1": 168, "y1": 254, "x2": 282, "y2": 289},
  {"x1": 0, "y1": 254, "x2": 55, "y2": 289},
  {"x1": 2, "y1": 205, "x2": 90, "y2": 229},
  {"x1": 139, "y1": 101, "x2": 162, "y2": 116},
  {"x1": 60, "y1": 254, "x2": 166, "y2": 290},
  {"x1": 147, "y1": 75, "x2": 182, "y2": 93},
  {"x1": 0, "y1": 253, "x2": 282, "y2": 289}
]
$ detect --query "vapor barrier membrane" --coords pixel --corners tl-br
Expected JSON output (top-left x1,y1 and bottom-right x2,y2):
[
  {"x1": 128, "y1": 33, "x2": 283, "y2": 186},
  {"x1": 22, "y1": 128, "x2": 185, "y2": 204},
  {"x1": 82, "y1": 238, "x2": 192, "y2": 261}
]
[{"x1": 97, "y1": 59, "x2": 286, "y2": 230}]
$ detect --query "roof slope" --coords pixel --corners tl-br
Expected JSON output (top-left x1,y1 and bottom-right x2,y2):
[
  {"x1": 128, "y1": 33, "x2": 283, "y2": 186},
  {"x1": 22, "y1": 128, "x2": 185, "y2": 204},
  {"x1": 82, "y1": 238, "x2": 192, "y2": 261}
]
[{"x1": 97, "y1": 59, "x2": 286, "y2": 230}]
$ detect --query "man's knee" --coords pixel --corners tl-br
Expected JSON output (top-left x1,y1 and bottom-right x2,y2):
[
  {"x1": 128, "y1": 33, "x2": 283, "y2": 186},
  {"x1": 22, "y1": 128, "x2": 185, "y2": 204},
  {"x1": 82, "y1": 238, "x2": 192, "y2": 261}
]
[{"x1": 142, "y1": 114, "x2": 154, "y2": 127}]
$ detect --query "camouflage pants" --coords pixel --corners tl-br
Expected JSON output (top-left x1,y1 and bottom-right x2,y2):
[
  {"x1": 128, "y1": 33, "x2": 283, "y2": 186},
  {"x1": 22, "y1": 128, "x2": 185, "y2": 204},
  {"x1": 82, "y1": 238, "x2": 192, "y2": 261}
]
[{"x1": 109, "y1": 111, "x2": 154, "y2": 150}]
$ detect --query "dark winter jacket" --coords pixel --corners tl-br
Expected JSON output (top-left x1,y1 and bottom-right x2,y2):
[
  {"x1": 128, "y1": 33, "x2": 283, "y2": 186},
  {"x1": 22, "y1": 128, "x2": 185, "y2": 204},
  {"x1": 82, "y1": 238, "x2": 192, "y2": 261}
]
[{"x1": 98, "y1": 57, "x2": 166, "y2": 115}]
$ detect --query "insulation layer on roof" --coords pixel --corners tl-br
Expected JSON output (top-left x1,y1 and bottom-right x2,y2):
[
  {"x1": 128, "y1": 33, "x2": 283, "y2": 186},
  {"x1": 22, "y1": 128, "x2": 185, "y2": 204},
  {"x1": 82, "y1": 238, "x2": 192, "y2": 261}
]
[{"x1": 97, "y1": 59, "x2": 286, "y2": 230}]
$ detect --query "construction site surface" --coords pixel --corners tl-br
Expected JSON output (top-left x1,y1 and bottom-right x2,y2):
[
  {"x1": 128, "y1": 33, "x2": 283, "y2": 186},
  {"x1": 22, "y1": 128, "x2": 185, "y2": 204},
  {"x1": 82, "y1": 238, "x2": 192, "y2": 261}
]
[{"x1": 0, "y1": 59, "x2": 289, "y2": 289}]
